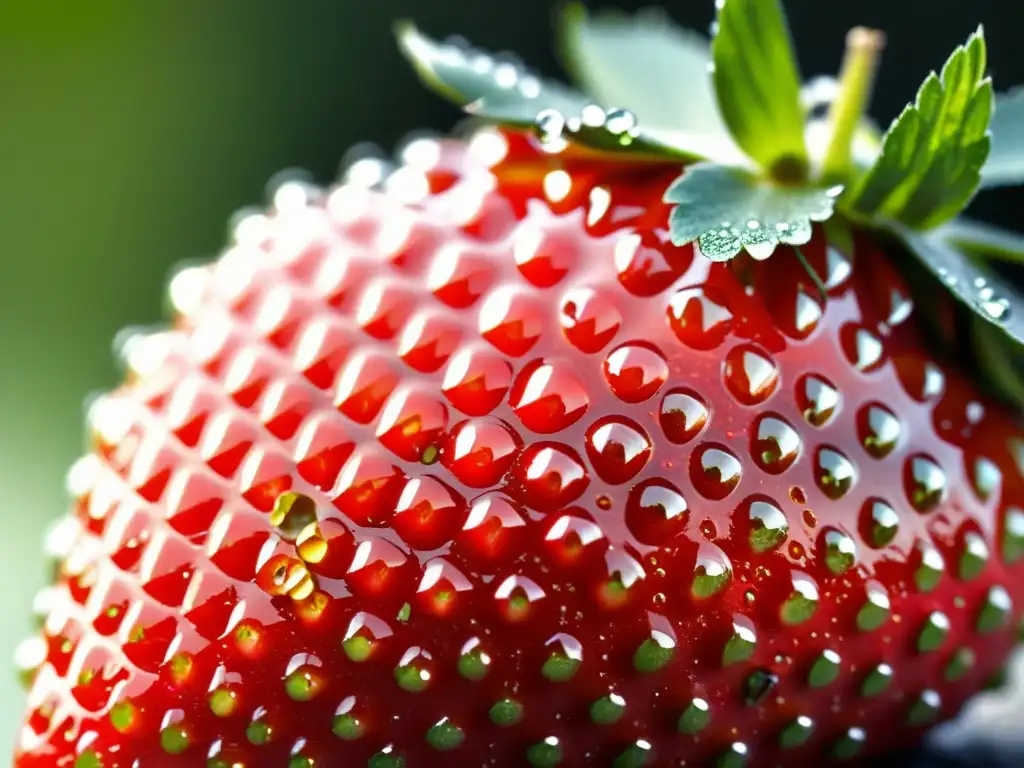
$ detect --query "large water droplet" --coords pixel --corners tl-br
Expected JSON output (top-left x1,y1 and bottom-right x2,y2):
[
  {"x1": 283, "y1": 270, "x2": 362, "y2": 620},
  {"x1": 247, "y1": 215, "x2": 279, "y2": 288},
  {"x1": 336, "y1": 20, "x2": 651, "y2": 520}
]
[
  {"x1": 508, "y1": 359, "x2": 589, "y2": 434},
  {"x1": 625, "y1": 479, "x2": 689, "y2": 545},
  {"x1": 724, "y1": 345, "x2": 779, "y2": 405},
  {"x1": 744, "y1": 498, "x2": 789, "y2": 553},
  {"x1": 797, "y1": 374, "x2": 840, "y2": 426},
  {"x1": 558, "y1": 288, "x2": 621, "y2": 353},
  {"x1": 857, "y1": 403, "x2": 901, "y2": 459},
  {"x1": 585, "y1": 417, "x2": 652, "y2": 484},
  {"x1": 602, "y1": 343, "x2": 669, "y2": 403},
  {"x1": 751, "y1": 414, "x2": 801, "y2": 474},
  {"x1": 690, "y1": 444, "x2": 742, "y2": 500},
  {"x1": 820, "y1": 529, "x2": 857, "y2": 575},
  {"x1": 659, "y1": 389, "x2": 709, "y2": 444},
  {"x1": 692, "y1": 543, "x2": 733, "y2": 598},
  {"x1": 842, "y1": 325, "x2": 884, "y2": 372},
  {"x1": 975, "y1": 290, "x2": 1012, "y2": 323},
  {"x1": 905, "y1": 455, "x2": 946, "y2": 513},
  {"x1": 860, "y1": 499, "x2": 900, "y2": 548},
  {"x1": 815, "y1": 447, "x2": 856, "y2": 500},
  {"x1": 793, "y1": 289, "x2": 823, "y2": 336},
  {"x1": 667, "y1": 286, "x2": 733, "y2": 350}
]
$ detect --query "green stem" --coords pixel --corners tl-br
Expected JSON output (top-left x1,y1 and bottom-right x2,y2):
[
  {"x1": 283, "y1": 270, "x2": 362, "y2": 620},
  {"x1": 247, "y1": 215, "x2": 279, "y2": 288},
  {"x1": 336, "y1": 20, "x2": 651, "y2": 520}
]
[
  {"x1": 820, "y1": 27, "x2": 886, "y2": 185},
  {"x1": 792, "y1": 246, "x2": 828, "y2": 304}
]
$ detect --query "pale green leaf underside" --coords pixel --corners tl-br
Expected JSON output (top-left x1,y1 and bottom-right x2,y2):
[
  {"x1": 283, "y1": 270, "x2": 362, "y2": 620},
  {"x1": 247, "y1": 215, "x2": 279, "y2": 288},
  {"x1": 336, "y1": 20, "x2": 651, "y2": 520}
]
[
  {"x1": 664, "y1": 163, "x2": 841, "y2": 261},
  {"x1": 711, "y1": 0, "x2": 808, "y2": 172},
  {"x1": 940, "y1": 218, "x2": 1024, "y2": 263},
  {"x1": 897, "y1": 226, "x2": 1024, "y2": 345},
  {"x1": 844, "y1": 29, "x2": 992, "y2": 230},
  {"x1": 559, "y1": 4, "x2": 732, "y2": 141},
  {"x1": 396, "y1": 22, "x2": 710, "y2": 161},
  {"x1": 982, "y1": 88, "x2": 1024, "y2": 188}
]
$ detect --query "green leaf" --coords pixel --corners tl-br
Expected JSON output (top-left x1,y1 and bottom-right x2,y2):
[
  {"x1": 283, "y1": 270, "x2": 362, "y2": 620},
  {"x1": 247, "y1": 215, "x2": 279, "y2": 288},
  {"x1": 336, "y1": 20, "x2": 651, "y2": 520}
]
[
  {"x1": 940, "y1": 218, "x2": 1024, "y2": 263},
  {"x1": 395, "y1": 21, "x2": 711, "y2": 161},
  {"x1": 982, "y1": 88, "x2": 1024, "y2": 188},
  {"x1": 844, "y1": 28, "x2": 993, "y2": 229},
  {"x1": 558, "y1": 5, "x2": 731, "y2": 141},
  {"x1": 664, "y1": 163, "x2": 842, "y2": 260},
  {"x1": 896, "y1": 226, "x2": 1024, "y2": 346},
  {"x1": 711, "y1": 0, "x2": 809, "y2": 175}
]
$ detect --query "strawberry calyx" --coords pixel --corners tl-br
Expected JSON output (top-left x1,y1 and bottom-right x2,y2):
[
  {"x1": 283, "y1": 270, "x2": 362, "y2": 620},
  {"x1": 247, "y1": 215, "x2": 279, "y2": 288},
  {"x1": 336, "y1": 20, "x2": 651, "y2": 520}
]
[{"x1": 397, "y1": 1, "x2": 1024, "y2": 412}]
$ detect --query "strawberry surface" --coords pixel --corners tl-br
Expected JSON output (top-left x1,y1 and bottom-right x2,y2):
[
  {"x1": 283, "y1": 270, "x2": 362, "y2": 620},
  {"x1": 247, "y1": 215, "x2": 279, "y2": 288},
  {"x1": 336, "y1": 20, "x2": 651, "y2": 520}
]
[{"x1": 13, "y1": 128, "x2": 1024, "y2": 767}]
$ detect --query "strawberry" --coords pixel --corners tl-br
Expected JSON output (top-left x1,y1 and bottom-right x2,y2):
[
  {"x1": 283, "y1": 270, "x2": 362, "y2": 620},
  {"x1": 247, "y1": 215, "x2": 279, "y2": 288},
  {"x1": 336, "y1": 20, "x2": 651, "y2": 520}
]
[{"x1": 13, "y1": 2, "x2": 1024, "y2": 767}]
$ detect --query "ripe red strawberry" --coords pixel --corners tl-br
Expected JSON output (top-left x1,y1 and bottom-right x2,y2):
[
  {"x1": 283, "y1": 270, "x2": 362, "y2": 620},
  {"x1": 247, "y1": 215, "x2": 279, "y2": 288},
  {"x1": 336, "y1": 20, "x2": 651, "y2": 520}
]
[{"x1": 13, "y1": 4, "x2": 1024, "y2": 768}]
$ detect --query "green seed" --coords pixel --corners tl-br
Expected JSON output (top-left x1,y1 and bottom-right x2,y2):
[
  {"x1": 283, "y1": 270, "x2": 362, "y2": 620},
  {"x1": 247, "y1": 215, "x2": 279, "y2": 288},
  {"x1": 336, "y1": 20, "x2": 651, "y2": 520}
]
[
  {"x1": 613, "y1": 740, "x2": 653, "y2": 767},
  {"x1": 779, "y1": 715, "x2": 814, "y2": 748},
  {"x1": 343, "y1": 636, "x2": 372, "y2": 662},
  {"x1": 677, "y1": 697, "x2": 711, "y2": 734},
  {"x1": 959, "y1": 532, "x2": 990, "y2": 581},
  {"x1": 865, "y1": 500, "x2": 899, "y2": 547},
  {"x1": 717, "y1": 742, "x2": 749, "y2": 768},
  {"x1": 1000, "y1": 507, "x2": 1024, "y2": 564},
  {"x1": 860, "y1": 663, "x2": 893, "y2": 697},
  {"x1": 691, "y1": 563, "x2": 731, "y2": 598},
  {"x1": 489, "y1": 698, "x2": 523, "y2": 726},
  {"x1": 208, "y1": 688, "x2": 237, "y2": 717},
  {"x1": 808, "y1": 649, "x2": 841, "y2": 688},
  {"x1": 285, "y1": 669, "x2": 321, "y2": 701},
  {"x1": 831, "y1": 727, "x2": 866, "y2": 760},
  {"x1": 332, "y1": 713, "x2": 364, "y2": 740},
  {"x1": 822, "y1": 530, "x2": 856, "y2": 575},
  {"x1": 426, "y1": 719, "x2": 465, "y2": 751},
  {"x1": 722, "y1": 617, "x2": 756, "y2": 666},
  {"x1": 74, "y1": 752, "x2": 103, "y2": 768},
  {"x1": 748, "y1": 501, "x2": 789, "y2": 553},
  {"x1": 856, "y1": 584, "x2": 891, "y2": 632},
  {"x1": 907, "y1": 690, "x2": 941, "y2": 725},
  {"x1": 590, "y1": 693, "x2": 626, "y2": 724},
  {"x1": 109, "y1": 701, "x2": 137, "y2": 733},
  {"x1": 945, "y1": 647, "x2": 976, "y2": 682},
  {"x1": 743, "y1": 668, "x2": 778, "y2": 706},
  {"x1": 914, "y1": 546, "x2": 944, "y2": 592},
  {"x1": 458, "y1": 647, "x2": 490, "y2": 680},
  {"x1": 160, "y1": 725, "x2": 190, "y2": 755},
  {"x1": 780, "y1": 578, "x2": 818, "y2": 625},
  {"x1": 246, "y1": 719, "x2": 273, "y2": 745},
  {"x1": 394, "y1": 663, "x2": 429, "y2": 692},
  {"x1": 633, "y1": 637, "x2": 674, "y2": 674},
  {"x1": 368, "y1": 749, "x2": 405, "y2": 768},
  {"x1": 396, "y1": 602, "x2": 411, "y2": 623},
  {"x1": 542, "y1": 652, "x2": 580, "y2": 682},
  {"x1": 977, "y1": 585, "x2": 1012, "y2": 633},
  {"x1": 918, "y1": 611, "x2": 951, "y2": 652},
  {"x1": 288, "y1": 757, "x2": 313, "y2": 768},
  {"x1": 527, "y1": 737, "x2": 563, "y2": 767}
]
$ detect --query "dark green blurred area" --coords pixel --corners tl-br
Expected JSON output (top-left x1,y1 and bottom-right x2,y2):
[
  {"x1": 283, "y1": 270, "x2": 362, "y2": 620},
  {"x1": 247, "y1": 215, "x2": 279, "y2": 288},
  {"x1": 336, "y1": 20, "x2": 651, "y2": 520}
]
[{"x1": 1, "y1": 0, "x2": 1021, "y2": 754}]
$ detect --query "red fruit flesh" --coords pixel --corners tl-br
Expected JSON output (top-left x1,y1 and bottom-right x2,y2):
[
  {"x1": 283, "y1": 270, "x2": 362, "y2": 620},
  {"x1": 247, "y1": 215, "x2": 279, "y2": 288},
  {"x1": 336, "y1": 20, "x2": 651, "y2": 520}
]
[{"x1": 14, "y1": 129, "x2": 1024, "y2": 768}]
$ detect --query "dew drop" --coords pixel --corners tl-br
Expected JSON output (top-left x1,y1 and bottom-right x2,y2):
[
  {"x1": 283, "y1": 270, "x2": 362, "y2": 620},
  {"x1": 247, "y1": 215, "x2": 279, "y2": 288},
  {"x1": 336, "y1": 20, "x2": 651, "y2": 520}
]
[
  {"x1": 815, "y1": 447, "x2": 856, "y2": 500},
  {"x1": 602, "y1": 342, "x2": 669, "y2": 403},
  {"x1": 625, "y1": 480, "x2": 689, "y2": 545},
  {"x1": 793, "y1": 290, "x2": 823, "y2": 335},
  {"x1": 797, "y1": 374, "x2": 839, "y2": 426},
  {"x1": 724, "y1": 345, "x2": 779, "y2": 405},
  {"x1": 820, "y1": 529, "x2": 857, "y2": 575},
  {"x1": 824, "y1": 246, "x2": 852, "y2": 289},
  {"x1": 690, "y1": 444, "x2": 743, "y2": 500},
  {"x1": 976, "y1": 293, "x2": 1012, "y2": 322},
  {"x1": 584, "y1": 417, "x2": 652, "y2": 484},
  {"x1": 857, "y1": 403, "x2": 901, "y2": 459},
  {"x1": 745, "y1": 498, "x2": 789, "y2": 553},
  {"x1": 659, "y1": 389, "x2": 709, "y2": 444},
  {"x1": 691, "y1": 543, "x2": 733, "y2": 598},
  {"x1": 905, "y1": 455, "x2": 947, "y2": 513},
  {"x1": 667, "y1": 286, "x2": 734, "y2": 350},
  {"x1": 751, "y1": 414, "x2": 801, "y2": 474},
  {"x1": 860, "y1": 499, "x2": 900, "y2": 548},
  {"x1": 842, "y1": 325, "x2": 884, "y2": 372}
]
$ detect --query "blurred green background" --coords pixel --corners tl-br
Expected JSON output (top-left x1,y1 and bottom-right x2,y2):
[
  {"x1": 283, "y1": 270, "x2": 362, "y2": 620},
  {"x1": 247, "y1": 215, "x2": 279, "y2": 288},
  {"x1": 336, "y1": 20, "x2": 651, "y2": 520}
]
[{"x1": 1, "y1": 0, "x2": 1021, "y2": 759}]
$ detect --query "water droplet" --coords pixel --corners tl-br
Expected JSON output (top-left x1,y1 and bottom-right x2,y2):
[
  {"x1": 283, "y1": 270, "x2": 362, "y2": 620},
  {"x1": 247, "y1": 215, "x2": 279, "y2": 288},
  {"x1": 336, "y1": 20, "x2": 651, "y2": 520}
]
[
  {"x1": 534, "y1": 109, "x2": 568, "y2": 152},
  {"x1": 603, "y1": 342, "x2": 669, "y2": 403},
  {"x1": 723, "y1": 615, "x2": 757, "y2": 665},
  {"x1": 542, "y1": 170, "x2": 572, "y2": 203},
  {"x1": 972, "y1": 457, "x2": 1002, "y2": 502},
  {"x1": 587, "y1": 186, "x2": 612, "y2": 228},
  {"x1": 667, "y1": 286, "x2": 733, "y2": 350},
  {"x1": 886, "y1": 288, "x2": 913, "y2": 327},
  {"x1": 659, "y1": 389, "x2": 709, "y2": 444},
  {"x1": 860, "y1": 498, "x2": 900, "y2": 548},
  {"x1": 797, "y1": 374, "x2": 839, "y2": 426},
  {"x1": 508, "y1": 360, "x2": 589, "y2": 434},
  {"x1": 1001, "y1": 507, "x2": 1024, "y2": 564},
  {"x1": 824, "y1": 246, "x2": 852, "y2": 289},
  {"x1": 780, "y1": 571, "x2": 819, "y2": 625},
  {"x1": 856, "y1": 581, "x2": 891, "y2": 632},
  {"x1": 558, "y1": 288, "x2": 621, "y2": 353},
  {"x1": 914, "y1": 541, "x2": 945, "y2": 593},
  {"x1": 976, "y1": 293, "x2": 1012, "y2": 322},
  {"x1": 690, "y1": 443, "x2": 743, "y2": 500},
  {"x1": 724, "y1": 345, "x2": 779, "y2": 405},
  {"x1": 691, "y1": 543, "x2": 733, "y2": 598},
  {"x1": 794, "y1": 290, "x2": 823, "y2": 335},
  {"x1": 820, "y1": 529, "x2": 857, "y2": 574},
  {"x1": 585, "y1": 417, "x2": 652, "y2": 484},
  {"x1": 842, "y1": 325, "x2": 884, "y2": 372},
  {"x1": 815, "y1": 447, "x2": 856, "y2": 500},
  {"x1": 744, "y1": 668, "x2": 779, "y2": 706},
  {"x1": 625, "y1": 480, "x2": 688, "y2": 545},
  {"x1": 745, "y1": 498, "x2": 789, "y2": 553},
  {"x1": 905, "y1": 455, "x2": 946, "y2": 512},
  {"x1": 958, "y1": 530, "x2": 989, "y2": 581},
  {"x1": 857, "y1": 403, "x2": 901, "y2": 459},
  {"x1": 751, "y1": 414, "x2": 801, "y2": 473}
]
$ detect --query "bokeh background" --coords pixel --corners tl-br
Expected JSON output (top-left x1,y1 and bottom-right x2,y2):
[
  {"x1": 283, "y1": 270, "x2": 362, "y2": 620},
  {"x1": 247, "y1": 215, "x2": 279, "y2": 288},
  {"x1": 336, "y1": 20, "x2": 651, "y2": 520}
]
[{"x1": 1, "y1": 0, "x2": 1022, "y2": 762}]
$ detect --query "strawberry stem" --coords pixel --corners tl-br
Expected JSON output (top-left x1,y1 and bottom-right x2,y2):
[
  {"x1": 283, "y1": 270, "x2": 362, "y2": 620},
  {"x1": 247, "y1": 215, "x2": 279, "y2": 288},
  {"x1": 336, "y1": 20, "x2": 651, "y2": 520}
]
[{"x1": 820, "y1": 27, "x2": 886, "y2": 185}]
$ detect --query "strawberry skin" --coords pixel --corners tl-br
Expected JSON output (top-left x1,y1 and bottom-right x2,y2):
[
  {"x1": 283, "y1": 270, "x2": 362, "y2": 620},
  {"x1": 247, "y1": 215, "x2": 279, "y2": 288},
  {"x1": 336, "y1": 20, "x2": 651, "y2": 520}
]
[{"x1": 14, "y1": 128, "x2": 1024, "y2": 768}]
